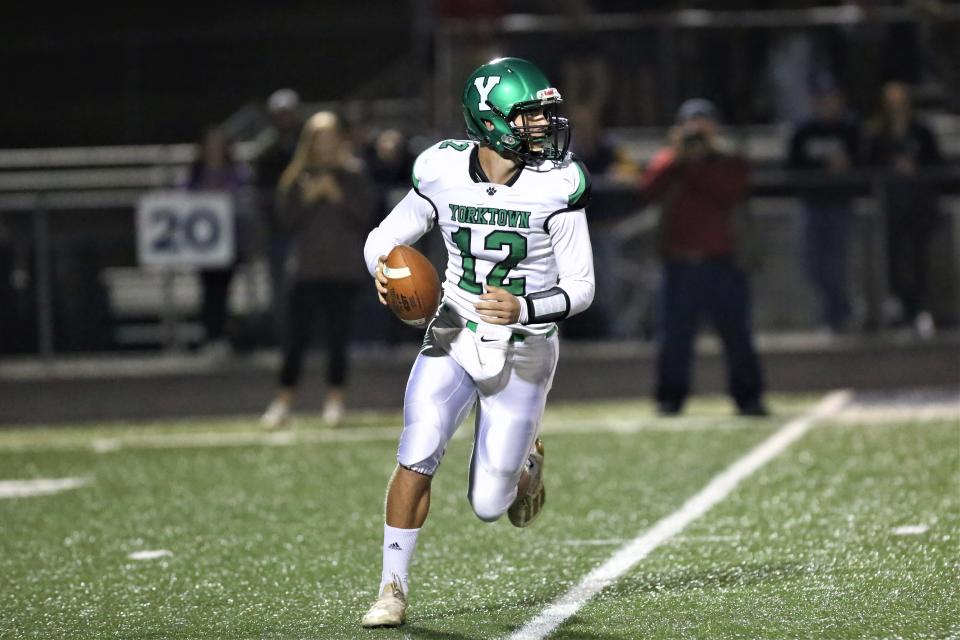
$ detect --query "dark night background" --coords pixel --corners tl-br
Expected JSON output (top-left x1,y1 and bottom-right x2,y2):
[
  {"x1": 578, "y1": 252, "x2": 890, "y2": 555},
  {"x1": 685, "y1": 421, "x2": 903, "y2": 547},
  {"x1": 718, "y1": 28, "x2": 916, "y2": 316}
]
[
  {"x1": 0, "y1": 2, "x2": 957, "y2": 393},
  {"x1": 11, "y1": 1, "x2": 949, "y2": 149},
  {"x1": 1, "y1": 2, "x2": 419, "y2": 147}
]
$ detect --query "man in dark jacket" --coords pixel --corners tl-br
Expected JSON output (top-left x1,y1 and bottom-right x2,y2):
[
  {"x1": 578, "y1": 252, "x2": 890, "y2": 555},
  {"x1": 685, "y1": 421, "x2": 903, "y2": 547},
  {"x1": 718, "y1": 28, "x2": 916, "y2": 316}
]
[
  {"x1": 641, "y1": 99, "x2": 767, "y2": 416},
  {"x1": 787, "y1": 79, "x2": 860, "y2": 334},
  {"x1": 255, "y1": 89, "x2": 305, "y2": 344}
]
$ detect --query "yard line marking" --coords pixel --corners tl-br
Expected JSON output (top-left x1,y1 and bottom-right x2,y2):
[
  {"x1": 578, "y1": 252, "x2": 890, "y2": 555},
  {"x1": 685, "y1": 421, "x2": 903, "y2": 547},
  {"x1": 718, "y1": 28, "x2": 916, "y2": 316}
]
[
  {"x1": 88, "y1": 425, "x2": 408, "y2": 452},
  {"x1": 0, "y1": 477, "x2": 91, "y2": 499},
  {"x1": 670, "y1": 534, "x2": 743, "y2": 543},
  {"x1": 507, "y1": 390, "x2": 851, "y2": 640},
  {"x1": 834, "y1": 404, "x2": 959, "y2": 424},
  {"x1": 560, "y1": 539, "x2": 627, "y2": 547},
  {"x1": 545, "y1": 416, "x2": 760, "y2": 435},
  {"x1": 59, "y1": 415, "x2": 761, "y2": 454},
  {"x1": 3, "y1": 393, "x2": 955, "y2": 455},
  {"x1": 891, "y1": 524, "x2": 930, "y2": 536},
  {"x1": 0, "y1": 414, "x2": 769, "y2": 454},
  {"x1": 92, "y1": 438, "x2": 122, "y2": 453},
  {"x1": 128, "y1": 549, "x2": 173, "y2": 560}
]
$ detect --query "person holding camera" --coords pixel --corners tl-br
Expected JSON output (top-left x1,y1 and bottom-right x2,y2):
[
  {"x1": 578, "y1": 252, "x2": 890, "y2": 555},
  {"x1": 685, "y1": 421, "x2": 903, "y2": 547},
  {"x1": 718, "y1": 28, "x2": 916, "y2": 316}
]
[{"x1": 640, "y1": 99, "x2": 767, "y2": 416}]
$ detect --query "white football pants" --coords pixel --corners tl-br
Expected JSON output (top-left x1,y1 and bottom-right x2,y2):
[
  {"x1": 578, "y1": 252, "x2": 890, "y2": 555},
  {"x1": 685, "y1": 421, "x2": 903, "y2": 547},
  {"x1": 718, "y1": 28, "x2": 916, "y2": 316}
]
[{"x1": 397, "y1": 312, "x2": 559, "y2": 522}]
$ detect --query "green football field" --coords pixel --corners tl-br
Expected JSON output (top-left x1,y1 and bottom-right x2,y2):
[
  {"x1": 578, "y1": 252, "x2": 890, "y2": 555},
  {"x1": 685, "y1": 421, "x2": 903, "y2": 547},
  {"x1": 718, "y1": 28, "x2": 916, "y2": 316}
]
[{"x1": 1, "y1": 392, "x2": 957, "y2": 639}]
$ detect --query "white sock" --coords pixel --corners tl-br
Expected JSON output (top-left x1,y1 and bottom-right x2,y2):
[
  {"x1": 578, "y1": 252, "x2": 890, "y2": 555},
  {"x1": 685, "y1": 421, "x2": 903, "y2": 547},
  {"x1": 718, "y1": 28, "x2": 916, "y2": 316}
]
[{"x1": 379, "y1": 524, "x2": 420, "y2": 595}]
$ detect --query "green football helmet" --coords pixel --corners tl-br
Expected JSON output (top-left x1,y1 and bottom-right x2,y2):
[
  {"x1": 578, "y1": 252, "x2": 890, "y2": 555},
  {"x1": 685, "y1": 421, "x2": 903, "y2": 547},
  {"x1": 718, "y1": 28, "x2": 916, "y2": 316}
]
[{"x1": 462, "y1": 57, "x2": 571, "y2": 165}]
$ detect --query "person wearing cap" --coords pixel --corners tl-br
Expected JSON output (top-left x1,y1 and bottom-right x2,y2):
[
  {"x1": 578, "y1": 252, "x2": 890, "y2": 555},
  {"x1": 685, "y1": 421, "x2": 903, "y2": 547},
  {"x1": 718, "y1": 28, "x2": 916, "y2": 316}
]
[
  {"x1": 640, "y1": 98, "x2": 768, "y2": 416},
  {"x1": 787, "y1": 76, "x2": 860, "y2": 335},
  {"x1": 255, "y1": 89, "x2": 305, "y2": 347}
]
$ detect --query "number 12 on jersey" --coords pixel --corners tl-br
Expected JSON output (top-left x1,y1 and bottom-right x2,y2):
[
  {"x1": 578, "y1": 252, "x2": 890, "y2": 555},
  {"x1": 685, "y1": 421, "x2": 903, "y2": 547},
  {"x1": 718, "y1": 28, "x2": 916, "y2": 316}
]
[{"x1": 451, "y1": 227, "x2": 527, "y2": 295}]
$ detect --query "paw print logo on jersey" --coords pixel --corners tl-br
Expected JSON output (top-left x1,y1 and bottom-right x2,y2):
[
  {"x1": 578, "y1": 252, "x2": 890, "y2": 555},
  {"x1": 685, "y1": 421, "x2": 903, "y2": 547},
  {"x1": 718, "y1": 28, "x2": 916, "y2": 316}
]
[{"x1": 486, "y1": 186, "x2": 497, "y2": 196}]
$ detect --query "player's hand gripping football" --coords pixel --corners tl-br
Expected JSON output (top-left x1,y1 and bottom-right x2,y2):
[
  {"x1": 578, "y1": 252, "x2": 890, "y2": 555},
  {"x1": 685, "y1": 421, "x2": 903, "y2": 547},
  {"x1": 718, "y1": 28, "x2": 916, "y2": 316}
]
[
  {"x1": 475, "y1": 284, "x2": 522, "y2": 325},
  {"x1": 374, "y1": 255, "x2": 389, "y2": 305}
]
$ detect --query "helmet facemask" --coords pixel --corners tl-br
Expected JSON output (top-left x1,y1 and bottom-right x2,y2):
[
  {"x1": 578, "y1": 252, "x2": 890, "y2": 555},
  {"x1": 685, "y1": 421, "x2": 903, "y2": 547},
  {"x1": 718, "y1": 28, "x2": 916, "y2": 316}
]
[{"x1": 485, "y1": 96, "x2": 571, "y2": 165}]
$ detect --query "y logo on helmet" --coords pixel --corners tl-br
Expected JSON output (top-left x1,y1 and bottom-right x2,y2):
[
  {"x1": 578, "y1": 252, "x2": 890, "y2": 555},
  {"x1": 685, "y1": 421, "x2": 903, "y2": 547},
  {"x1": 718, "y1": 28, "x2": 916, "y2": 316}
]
[{"x1": 474, "y1": 76, "x2": 501, "y2": 111}]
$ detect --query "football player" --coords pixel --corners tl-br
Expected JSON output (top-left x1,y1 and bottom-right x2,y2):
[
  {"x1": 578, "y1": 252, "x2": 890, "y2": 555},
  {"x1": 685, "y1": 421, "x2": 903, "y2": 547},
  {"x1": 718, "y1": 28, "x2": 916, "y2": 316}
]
[{"x1": 360, "y1": 57, "x2": 595, "y2": 628}]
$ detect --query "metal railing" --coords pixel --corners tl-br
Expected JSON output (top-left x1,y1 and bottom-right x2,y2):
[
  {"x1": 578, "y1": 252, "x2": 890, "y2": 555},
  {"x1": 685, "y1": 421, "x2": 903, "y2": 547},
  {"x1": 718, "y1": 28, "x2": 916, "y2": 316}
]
[
  {"x1": 597, "y1": 168, "x2": 960, "y2": 340},
  {"x1": 2, "y1": 100, "x2": 958, "y2": 360},
  {"x1": 2, "y1": 160, "x2": 957, "y2": 359}
]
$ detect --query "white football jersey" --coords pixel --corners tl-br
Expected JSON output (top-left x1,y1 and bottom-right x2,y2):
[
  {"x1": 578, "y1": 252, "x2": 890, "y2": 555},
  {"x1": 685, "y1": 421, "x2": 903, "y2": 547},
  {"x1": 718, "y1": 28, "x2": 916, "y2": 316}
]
[{"x1": 365, "y1": 140, "x2": 594, "y2": 335}]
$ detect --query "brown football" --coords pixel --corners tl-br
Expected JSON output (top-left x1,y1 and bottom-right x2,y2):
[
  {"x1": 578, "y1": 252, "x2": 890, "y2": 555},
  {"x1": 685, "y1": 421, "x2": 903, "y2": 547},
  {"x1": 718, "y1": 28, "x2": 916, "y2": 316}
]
[{"x1": 384, "y1": 244, "x2": 441, "y2": 327}]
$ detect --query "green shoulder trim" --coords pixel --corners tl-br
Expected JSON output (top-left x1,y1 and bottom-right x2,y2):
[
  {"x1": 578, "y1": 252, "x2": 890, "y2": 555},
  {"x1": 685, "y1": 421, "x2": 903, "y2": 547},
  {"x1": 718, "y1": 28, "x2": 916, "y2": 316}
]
[
  {"x1": 411, "y1": 146, "x2": 431, "y2": 189},
  {"x1": 567, "y1": 159, "x2": 591, "y2": 207}
]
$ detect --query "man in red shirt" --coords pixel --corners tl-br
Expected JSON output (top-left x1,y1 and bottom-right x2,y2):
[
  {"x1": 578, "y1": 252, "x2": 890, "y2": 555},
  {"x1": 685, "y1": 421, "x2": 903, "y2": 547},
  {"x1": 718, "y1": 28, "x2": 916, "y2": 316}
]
[{"x1": 641, "y1": 99, "x2": 767, "y2": 416}]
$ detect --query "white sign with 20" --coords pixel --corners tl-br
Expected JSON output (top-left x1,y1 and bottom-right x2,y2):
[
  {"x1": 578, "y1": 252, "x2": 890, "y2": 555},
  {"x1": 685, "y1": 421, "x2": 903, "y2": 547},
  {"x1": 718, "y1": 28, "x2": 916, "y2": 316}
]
[{"x1": 136, "y1": 191, "x2": 235, "y2": 267}]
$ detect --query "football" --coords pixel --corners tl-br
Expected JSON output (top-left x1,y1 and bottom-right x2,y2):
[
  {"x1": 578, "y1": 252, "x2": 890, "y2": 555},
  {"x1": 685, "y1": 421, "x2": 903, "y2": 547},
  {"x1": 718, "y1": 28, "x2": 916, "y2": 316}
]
[{"x1": 383, "y1": 244, "x2": 441, "y2": 327}]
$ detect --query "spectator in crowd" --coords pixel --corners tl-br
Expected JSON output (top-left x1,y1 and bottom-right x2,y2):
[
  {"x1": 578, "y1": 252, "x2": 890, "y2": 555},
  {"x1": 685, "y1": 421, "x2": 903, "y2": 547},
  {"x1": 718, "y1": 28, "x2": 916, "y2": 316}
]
[
  {"x1": 864, "y1": 80, "x2": 945, "y2": 338},
  {"x1": 254, "y1": 88, "x2": 305, "y2": 345},
  {"x1": 787, "y1": 77, "x2": 860, "y2": 334},
  {"x1": 560, "y1": 39, "x2": 611, "y2": 122},
  {"x1": 365, "y1": 128, "x2": 415, "y2": 213},
  {"x1": 568, "y1": 103, "x2": 639, "y2": 182},
  {"x1": 183, "y1": 125, "x2": 253, "y2": 355},
  {"x1": 765, "y1": 31, "x2": 818, "y2": 125},
  {"x1": 640, "y1": 99, "x2": 767, "y2": 417},
  {"x1": 260, "y1": 111, "x2": 377, "y2": 429}
]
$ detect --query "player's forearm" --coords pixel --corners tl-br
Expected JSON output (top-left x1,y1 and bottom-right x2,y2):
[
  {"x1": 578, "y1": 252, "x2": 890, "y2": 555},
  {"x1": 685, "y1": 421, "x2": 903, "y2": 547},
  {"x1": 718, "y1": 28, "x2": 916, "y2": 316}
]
[
  {"x1": 559, "y1": 275, "x2": 595, "y2": 318},
  {"x1": 364, "y1": 228, "x2": 399, "y2": 277},
  {"x1": 363, "y1": 189, "x2": 434, "y2": 276},
  {"x1": 640, "y1": 163, "x2": 679, "y2": 202},
  {"x1": 517, "y1": 276, "x2": 593, "y2": 325},
  {"x1": 640, "y1": 149, "x2": 682, "y2": 202}
]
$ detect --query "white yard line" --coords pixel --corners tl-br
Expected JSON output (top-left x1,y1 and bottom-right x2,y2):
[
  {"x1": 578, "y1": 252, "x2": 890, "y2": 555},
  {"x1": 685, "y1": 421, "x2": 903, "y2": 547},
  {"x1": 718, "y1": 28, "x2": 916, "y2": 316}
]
[
  {"x1": 891, "y1": 524, "x2": 930, "y2": 536},
  {"x1": 0, "y1": 477, "x2": 91, "y2": 499},
  {"x1": 0, "y1": 414, "x2": 767, "y2": 454},
  {"x1": 19, "y1": 388, "x2": 949, "y2": 456},
  {"x1": 560, "y1": 539, "x2": 627, "y2": 547},
  {"x1": 670, "y1": 534, "x2": 743, "y2": 543},
  {"x1": 506, "y1": 390, "x2": 851, "y2": 640},
  {"x1": 88, "y1": 416, "x2": 758, "y2": 452},
  {"x1": 1, "y1": 393, "x2": 954, "y2": 455},
  {"x1": 833, "y1": 405, "x2": 959, "y2": 424},
  {"x1": 127, "y1": 549, "x2": 173, "y2": 560}
]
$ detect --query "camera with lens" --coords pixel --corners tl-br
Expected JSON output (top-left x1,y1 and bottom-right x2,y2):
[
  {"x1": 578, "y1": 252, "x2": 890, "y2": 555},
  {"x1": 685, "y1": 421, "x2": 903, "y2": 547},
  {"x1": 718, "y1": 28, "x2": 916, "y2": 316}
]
[{"x1": 681, "y1": 130, "x2": 706, "y2": 151}]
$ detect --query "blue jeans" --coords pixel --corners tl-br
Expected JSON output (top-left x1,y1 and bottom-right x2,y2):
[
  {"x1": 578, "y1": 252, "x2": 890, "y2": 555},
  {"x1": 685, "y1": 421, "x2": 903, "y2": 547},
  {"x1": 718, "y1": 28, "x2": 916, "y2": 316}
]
[
  {"x1": 655, "y1": 258, "x2": 765, "y2": 410},
  {"x1": 802, "y1": 203, "x2": 852, "y2": 331}
]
